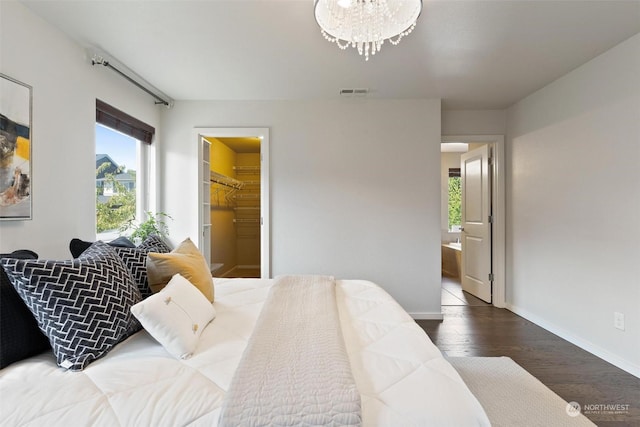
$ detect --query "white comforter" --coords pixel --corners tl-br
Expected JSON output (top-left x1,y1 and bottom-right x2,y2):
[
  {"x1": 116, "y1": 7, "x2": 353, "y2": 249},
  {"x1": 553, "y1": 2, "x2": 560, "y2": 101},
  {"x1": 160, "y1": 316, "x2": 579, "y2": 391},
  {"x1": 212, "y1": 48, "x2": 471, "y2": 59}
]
[{"x1": 0, "y1": 278, "x2": 490, "y2": 427}]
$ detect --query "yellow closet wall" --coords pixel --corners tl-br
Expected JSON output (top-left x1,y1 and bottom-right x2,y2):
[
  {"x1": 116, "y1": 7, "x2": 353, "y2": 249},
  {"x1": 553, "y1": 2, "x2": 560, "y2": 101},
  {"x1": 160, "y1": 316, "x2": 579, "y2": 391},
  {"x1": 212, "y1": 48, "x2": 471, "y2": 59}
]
[
  {"x1": 207, "y1": 137, "x2": 237, "y2": 276},
  {"x1": 235, "y1": 153, "x2": 260, "y2": 267}
]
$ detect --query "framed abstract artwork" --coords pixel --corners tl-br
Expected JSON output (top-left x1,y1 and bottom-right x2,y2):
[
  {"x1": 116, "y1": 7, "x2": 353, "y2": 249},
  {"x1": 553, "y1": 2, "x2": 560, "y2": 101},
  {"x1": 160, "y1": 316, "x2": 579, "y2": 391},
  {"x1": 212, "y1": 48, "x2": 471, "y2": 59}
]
[{"x1": 0, "y1": 73, "x2": 32, "y2": 220}]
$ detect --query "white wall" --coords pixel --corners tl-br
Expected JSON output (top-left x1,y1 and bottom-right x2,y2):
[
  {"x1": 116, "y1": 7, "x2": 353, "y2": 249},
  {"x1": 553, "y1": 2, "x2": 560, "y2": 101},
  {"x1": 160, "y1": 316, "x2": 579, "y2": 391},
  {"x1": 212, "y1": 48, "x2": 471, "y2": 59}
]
[
  {"x1": 161, "y1": 99, "x2": 443, "y2": 316},
  {"x1": 0, "y1": 2, "x2": 162, "y2": 259},
  {"x1": 442, "y1": 110, "x2": 506, "y2": 135},
  {"x1": 506, "y1": 34, "x2": 640, "y2": 376}
]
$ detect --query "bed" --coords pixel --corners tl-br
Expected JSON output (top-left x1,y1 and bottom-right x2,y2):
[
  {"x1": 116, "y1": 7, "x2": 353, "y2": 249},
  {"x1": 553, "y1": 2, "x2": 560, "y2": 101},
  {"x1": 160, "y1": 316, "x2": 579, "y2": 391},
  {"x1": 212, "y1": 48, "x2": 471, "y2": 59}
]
[{"x1": 0, "y1": 273, "x2": 490, "y2": 426}]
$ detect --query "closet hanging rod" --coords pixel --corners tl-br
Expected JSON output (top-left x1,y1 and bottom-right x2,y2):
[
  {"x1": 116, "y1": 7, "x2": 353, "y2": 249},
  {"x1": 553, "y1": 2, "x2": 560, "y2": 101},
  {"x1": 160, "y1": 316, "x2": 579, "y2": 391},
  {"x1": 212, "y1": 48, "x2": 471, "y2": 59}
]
[
  {"x1": 211, "y1": 179, "x2": 242, "y2": 190},
  {"x1": 210, "y1": 171, "x2": 244, "y2": 189}
]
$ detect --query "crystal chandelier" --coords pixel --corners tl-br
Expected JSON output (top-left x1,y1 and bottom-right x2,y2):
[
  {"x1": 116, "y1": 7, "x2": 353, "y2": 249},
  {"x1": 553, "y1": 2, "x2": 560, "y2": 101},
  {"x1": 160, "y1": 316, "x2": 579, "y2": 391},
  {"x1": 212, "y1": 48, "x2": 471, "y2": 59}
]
[{"x1": 314, "y1": 0, "x2": 422, "y2": 61}]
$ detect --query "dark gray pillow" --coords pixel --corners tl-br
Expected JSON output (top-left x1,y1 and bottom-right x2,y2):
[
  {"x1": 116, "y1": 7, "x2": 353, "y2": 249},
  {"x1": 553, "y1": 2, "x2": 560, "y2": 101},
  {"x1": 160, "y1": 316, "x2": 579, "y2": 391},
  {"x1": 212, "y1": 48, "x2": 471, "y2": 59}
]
[
  {"x1": 0, "y1": 250, "x2": 51, "y2": 369},
  {"x1": 1, "y1": 242, "x2": 142, "y2": 371},
  {"x1": 69, "y1": 236, "x2": 136, "y2": 258}
]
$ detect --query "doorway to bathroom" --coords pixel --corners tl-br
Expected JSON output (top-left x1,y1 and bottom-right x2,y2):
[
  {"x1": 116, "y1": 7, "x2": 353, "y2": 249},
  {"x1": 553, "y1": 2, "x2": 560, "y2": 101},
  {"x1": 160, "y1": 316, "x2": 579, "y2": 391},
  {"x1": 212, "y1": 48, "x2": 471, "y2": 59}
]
[
  {"x1": 441, "y1": 142, "x2": 490, "y2": 306},
  {"x1": 440, "y1": 135, "x2": 506, "y2": 307}
]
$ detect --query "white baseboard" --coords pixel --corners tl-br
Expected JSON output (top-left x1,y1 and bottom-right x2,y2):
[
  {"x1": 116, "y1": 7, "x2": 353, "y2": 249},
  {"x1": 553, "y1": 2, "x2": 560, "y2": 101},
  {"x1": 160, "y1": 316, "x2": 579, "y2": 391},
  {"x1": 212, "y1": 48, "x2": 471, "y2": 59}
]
[
  {"x1": 410, "y1": 312, "x2": 444, "y2": 320},
  {"x1": 507, "y1": 303, "x2": 640, "y2": 378}
]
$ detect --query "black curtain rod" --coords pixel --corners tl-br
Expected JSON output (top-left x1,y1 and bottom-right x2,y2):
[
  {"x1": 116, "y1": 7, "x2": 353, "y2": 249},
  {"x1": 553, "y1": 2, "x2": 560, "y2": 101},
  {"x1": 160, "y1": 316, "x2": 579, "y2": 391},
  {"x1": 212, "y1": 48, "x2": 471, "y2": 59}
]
[{"x1": 92, "y1": 58, "x2": 170, "y2": 107}]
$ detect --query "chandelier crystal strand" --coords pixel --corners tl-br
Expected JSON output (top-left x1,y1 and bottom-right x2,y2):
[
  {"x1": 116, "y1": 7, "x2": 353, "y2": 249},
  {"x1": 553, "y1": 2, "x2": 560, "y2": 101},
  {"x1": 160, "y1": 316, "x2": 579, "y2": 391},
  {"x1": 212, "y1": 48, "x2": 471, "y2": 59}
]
[{"x1": 315, "y1": 0, "x2": 422, "y2": 61}]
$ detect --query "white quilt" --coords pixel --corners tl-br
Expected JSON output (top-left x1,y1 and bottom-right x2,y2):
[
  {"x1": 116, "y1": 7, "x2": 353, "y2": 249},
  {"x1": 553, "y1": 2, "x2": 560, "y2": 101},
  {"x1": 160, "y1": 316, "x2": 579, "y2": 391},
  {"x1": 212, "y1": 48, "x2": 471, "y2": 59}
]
[
  {"x1": 0, "y1": 278, "x2": 490, "y2": 427},
  {"x1": 219, "y1": 276, "x2": 361, "y2": 426}
]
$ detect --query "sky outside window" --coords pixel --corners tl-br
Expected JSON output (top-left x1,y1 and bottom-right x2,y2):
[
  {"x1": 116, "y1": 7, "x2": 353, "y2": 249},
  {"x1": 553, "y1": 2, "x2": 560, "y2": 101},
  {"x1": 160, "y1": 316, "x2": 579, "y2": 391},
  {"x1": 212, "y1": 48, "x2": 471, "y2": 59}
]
[{"x1": 96, "y1": 124, "x2": 137, "y2": 170}]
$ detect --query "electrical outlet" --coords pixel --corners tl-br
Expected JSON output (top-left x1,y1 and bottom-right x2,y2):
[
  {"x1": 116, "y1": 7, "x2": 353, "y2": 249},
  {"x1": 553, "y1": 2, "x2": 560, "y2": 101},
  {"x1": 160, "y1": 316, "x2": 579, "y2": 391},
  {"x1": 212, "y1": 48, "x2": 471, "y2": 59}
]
[{"x1": 614, "y1": 312, "x2": 625, "y2": 331}]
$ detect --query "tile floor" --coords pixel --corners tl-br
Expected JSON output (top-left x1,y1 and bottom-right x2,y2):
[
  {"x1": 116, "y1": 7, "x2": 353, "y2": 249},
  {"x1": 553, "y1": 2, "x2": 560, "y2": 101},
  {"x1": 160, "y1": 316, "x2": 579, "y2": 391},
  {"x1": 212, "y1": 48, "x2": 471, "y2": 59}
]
[
  {"x1": 223, "y1": 267, "x2": 261, "y2": 278},
  {"x1": 441, "y1": 275, "x2": 491, "y2": 306}
]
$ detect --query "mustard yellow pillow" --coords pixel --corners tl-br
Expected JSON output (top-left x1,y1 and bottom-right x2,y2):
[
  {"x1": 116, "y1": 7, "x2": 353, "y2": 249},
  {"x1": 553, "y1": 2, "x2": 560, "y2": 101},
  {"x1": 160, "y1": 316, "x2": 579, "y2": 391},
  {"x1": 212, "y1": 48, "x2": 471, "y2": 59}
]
[{"x1": 146, "y1": 238, "x2": 214, "y2": 302}]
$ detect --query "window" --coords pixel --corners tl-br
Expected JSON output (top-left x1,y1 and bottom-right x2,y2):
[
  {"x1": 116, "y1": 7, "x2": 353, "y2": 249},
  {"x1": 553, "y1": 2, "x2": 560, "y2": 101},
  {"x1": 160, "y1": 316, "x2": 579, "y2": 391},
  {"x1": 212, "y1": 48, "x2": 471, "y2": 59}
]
[
  {"x1": 95, "y1": 100, "x2": 154, "y2": 239},
  {"x1": 448, "y1": 168, "x2": 461, "y2": 232}
]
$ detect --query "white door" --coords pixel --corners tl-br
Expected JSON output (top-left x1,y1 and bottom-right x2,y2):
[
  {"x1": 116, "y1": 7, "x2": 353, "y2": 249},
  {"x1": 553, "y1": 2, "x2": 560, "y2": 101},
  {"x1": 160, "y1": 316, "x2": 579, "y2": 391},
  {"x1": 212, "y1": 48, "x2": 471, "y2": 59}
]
[{"x1": 460, "y1": 145, "x2": 492, "y2": 303}]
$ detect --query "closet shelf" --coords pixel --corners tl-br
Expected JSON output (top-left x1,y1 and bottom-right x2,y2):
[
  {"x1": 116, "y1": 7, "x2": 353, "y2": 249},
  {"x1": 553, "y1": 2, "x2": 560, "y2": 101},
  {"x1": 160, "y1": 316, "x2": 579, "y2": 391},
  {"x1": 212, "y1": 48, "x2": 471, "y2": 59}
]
[
  {"x1": 234, "y1": 165, "x2": 260, "y2": 174},
  {"x1": 210, "y1": 171, "x2": 244, "y2": 190},
  {"x1": 233, "y1": 218, "x2": 260, "y2": 223}
]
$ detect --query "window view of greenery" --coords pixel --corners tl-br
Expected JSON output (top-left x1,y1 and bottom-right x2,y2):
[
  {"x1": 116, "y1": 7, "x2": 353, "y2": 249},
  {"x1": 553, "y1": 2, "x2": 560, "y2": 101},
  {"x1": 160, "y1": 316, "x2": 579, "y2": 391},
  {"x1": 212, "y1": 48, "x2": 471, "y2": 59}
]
[
  {"x1": 448, "y1": 174, "x2": 461, "y2": 232},
  {"x1": 96, "y1": 124, "x2": 138, "y2": 235}
]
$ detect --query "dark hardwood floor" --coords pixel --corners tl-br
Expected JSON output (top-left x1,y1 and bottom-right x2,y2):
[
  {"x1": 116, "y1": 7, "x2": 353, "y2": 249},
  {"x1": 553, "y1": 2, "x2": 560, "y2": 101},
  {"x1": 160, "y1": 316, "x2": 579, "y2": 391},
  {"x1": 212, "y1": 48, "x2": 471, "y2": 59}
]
[{"x1": 417, "y1": 305, "x2": 640, "y2": 426}]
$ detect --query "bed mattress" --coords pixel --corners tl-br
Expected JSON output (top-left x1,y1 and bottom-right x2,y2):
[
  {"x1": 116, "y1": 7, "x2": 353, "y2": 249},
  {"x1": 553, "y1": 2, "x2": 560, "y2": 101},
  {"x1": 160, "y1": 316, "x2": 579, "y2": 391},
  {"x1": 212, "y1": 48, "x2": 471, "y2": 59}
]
[{"x1": 0, "y1": 278, "x2": 489, "y2": 426}]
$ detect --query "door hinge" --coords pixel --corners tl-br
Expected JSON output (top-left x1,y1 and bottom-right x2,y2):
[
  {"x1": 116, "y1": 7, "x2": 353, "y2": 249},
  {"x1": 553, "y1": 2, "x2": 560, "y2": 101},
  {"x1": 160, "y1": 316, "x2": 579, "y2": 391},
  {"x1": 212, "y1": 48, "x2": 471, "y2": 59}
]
[
  {"x1": 488, "y1": 273, "x2": 494, "y2": 282},
  {"x1": 488, "y1": 215, "x2": 493, "y2": 224},
  {"x1": 488, "y1": 157, "x2": 493, "y2": 166}
]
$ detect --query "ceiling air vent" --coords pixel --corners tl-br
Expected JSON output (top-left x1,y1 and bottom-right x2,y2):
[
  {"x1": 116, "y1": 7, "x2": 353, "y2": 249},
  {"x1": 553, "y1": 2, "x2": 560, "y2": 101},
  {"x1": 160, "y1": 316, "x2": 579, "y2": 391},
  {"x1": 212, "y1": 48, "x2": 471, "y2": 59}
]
[{"x1": 340, "y1": 88, "x2": 369, "y2": 97}]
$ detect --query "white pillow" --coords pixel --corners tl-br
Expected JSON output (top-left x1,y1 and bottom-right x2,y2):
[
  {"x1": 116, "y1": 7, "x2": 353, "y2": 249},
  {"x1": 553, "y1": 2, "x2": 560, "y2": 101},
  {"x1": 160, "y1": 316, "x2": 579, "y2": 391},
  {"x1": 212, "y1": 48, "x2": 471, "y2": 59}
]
[{"x1": 131, "y1": 273, "x2": 216, "y2": 359}]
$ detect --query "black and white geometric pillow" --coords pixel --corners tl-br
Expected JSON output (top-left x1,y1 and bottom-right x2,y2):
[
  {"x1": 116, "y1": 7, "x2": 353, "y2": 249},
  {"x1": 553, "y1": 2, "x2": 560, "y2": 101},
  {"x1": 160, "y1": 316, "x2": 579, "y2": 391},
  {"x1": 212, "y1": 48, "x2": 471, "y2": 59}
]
[
  {"x1": 0, "y1": 241, "x2": 143, "y2": 371},
  {"x1": 138, "y1": 235, "x2": 172, "y2": 253},
  {"x1": 113, "y1": 236, "x2": 171, "y2": 298}
]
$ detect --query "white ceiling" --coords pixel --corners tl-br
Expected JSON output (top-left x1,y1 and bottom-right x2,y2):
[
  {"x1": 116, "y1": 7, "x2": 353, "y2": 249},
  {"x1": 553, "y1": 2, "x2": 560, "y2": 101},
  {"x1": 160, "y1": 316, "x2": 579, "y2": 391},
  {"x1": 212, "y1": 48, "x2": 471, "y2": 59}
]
[{"x1": 21, "y1": 0, "x2": 640, "y2": 109}]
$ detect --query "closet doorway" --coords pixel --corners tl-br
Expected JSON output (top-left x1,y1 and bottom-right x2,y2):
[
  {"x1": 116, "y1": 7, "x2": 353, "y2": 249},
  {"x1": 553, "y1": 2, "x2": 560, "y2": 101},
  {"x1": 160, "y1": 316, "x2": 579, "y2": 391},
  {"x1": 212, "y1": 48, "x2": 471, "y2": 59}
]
[{"x1": 196, "y1": 128, "x2": 270, "y2": 279}]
